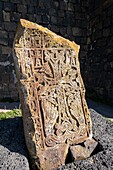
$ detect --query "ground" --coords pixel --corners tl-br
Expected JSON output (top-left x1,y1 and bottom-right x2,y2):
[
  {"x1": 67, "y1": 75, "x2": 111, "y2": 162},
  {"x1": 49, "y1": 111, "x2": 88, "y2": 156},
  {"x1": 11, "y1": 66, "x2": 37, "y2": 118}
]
[{"x1": 0, "y1": 99, "x2": 113, "y2": 170}]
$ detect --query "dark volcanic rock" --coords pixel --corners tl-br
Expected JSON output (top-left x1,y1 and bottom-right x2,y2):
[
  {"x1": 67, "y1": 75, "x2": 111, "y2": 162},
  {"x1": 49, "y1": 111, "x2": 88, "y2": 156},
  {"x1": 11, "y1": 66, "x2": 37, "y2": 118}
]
[
  {"x1": 0, "y1": 145, "x2": 29, "y2": 170},
  {"x1": 57, "y1": 109, "x2": 113, "y2": 170},
  {"x1": 0, "y1": 117, "x2": 30, "y2": 170},
  {"x1": 0, "y1": 109, "x2": 113, "y2": 170}
]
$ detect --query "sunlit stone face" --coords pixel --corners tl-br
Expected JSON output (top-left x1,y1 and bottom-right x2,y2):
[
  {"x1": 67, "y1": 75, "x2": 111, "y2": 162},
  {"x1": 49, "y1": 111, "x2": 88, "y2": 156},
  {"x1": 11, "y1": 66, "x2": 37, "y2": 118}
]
[{"x1": 13, "y1": 19, "x2": 92, "y2": 170}]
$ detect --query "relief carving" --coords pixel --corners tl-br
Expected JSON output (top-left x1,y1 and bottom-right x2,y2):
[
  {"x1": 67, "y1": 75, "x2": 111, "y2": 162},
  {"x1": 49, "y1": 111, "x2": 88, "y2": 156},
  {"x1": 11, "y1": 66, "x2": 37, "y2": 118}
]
[{"x1": 13, "y1": 19, "x2": 96, "y2": 170}]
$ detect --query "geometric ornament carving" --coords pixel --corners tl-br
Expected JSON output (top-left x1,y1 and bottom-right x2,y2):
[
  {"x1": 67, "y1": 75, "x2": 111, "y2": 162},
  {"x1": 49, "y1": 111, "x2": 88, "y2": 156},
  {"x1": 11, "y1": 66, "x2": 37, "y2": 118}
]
[{"x1": 13, "y1": 19, "x2": 93, "y2": 170}]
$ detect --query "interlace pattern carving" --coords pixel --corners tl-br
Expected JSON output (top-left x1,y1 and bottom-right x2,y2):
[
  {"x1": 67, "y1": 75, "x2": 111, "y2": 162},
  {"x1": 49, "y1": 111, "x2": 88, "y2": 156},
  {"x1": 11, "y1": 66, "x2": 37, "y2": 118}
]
[
  {"x1": 13, "y1": 19, "x2": 92, "y2": 169},
  {"x1": 14, "y1": 27, "x2": 91, "y2": 150}
]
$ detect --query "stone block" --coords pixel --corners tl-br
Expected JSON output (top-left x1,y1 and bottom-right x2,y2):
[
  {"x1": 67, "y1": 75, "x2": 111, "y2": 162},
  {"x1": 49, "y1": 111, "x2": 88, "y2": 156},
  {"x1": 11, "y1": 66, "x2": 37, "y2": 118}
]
[
  {"x1": 13, "y1": 19, "x2": 92, "y2": 170},
  {"x1": 62, "y1": 18, "x2": 68, "y2": 27},
  {"x1": 57, "y1": 17, "x2": 63, "y2": 26},
  {"x1": 51, "y1": 26, "x2": 59, "y2": 33},
  {"x1": 0, "y1": 54, "x2": 8, "y2": 62},
  {"x1": 2, "y1": 46, "x2": 11, "y2": 54},
  {"x1": 0, "y1": 30, "x2": 8, "y2": 38},
  {"x1": 0, "y1": 1, "x2": 3, "y2": 11},
  {"x1": 49, "y1": 8, "x2": 57, "y2": 16},
  {"x1": 72, "y1": 27, "x2": 81, "y2": 36},
  {"x1": 36, "y1": 15, "x2": 42, "y2": 23},
  {"x1": 70, "y1": 0, "x2": 76, "y2": 3},
  {"x1": 8, "y1": 38, "x2": 14, "y2": 47},
  {"x1": 84, "y1": 138, "x2": 98, "y2": 154},
  {"x1": 51, "y1": 16, "x2": 57, "y2": 24},
  {"x1": 54, "y1": 1, "x2": 59, "y2": 8},
  {"x1": 0, "y1": 11, "x2": 3, "y2": 21},
  {"x1": 70, "y1": 145, "x2": 90, "y2": 160},
  {"x1": 0, "y1": 45, "x2": 2, "y2": 52},
  {"x1": 67, "y1": 27, "x2": 72, "y2": 35},
  {"x1": 8, "y1": 32, "x2": 15, "y2": 39},
  {"x1": 10, "y1": 0, "x2": 20, "y2": 4},
  {"x1": 17, "y1": 4, "x2": 27, "y2": 14},
  {"x1": 27, "y1": 14, "x2": 35, "y2": 22},
  {"x1": 0, "y1": 73, "x2": 2, "y2": 82},
  {"x1": 38, "y1": 0, "x2": 50, "y2": 9},
  {"x1": 58, "y1": 10, "x2": 65, "y2": 17},
  {"x1": 3, "y1": 11, "x2": 10, "y2": 21},
  {"x1": 0, "y1": 39, "x2": 8, "y2": 46},
  {"x1": 5, "y1": 65, "x2": 13, "y2": 73},
  {"x1": 65, "y1": 11, "x2": 75, "y2": 26},
  {"x1": 103, "y1": 19, "x2": 111, "y2": 28},
  {"x1": 90, "y1": 16, "x2": 100, "y2": 27},
  {"x1": 111, "y1": 15, "x2": 113, "y2": 24},
  {"x1": 68, "y1": 3, "x2": 74, "y2": 11},
  {"x1": 27, "y1": 5, "x2": 34, "y2": 14},
  {"x1": 0, "y1": 0, "x2": 9, "y2": 1},
  {"x1": 103, "y1": 28, "x2": 110, "y2": 37},
  {"x1": 35, "y1": 8, "x2": 46, "y2": 15},
  {"x1": 60, "y1": 27, "x2": 67, "y2": 35},
  {"x1": 108, "y1": 6, "x2": 113, "y2": 16},
  {"x1": 60, "y1": 1, "x2": 67, "y2": 10},
  {"x1": 70, "y1": 138, "x2": 98, "y2": 161},
  {"x1": 2, "y1": 73, "x2": 10, "y2": 83},
  {"x1": 110, "y1": 61, "x2": 113, "y2": 69},
  {"x1": 4, "y1": 2, "x2": 15, "y2": 11},
  {"x1": 38, "y1": 144, "x2": 69, "y2": 170},
  {"x1": 64, "y1": 0, "x2": 68, "y2": 2},
  {"x1": 74, "y1": 12, "x2": 82, "y2": 20},
  {"x1": 4, "y1": 22, "x2": 17, "y2": 31},
  {"x1": 11, "y1": 12, "x2": 21, "y2": 22},
  {"x1": 42, "y1": 15, "x2": 50, "y2": 24},
  {"x1": 31, "y1": 0, "x2": 39, "y2": 6}
]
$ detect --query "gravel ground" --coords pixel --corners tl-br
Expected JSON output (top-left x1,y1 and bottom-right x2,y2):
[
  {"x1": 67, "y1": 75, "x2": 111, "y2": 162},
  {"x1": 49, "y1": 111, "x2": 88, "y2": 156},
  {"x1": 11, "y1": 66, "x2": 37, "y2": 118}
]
[
  {"x1": 0, "y1": 101, "x2": 113, "y2": 170},
  {"x1": 0, "y1": 117, "x2": 30, "y2": 170}
]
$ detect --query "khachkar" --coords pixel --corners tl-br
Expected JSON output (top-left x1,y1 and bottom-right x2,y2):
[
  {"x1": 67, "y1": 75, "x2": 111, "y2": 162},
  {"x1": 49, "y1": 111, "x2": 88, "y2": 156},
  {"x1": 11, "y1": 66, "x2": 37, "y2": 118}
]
[{"x1": 13, "y1": 19, "x2": 97, "y2": 170}]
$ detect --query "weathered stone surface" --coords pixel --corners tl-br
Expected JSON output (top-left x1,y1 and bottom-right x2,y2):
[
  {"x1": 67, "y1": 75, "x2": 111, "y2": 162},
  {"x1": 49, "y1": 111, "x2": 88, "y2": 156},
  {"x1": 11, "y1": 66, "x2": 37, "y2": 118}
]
[
  {"x1": 84, "y1": 138, "x2": 98, "y2": 154},
  {"x1": 38, "y1": 144, "x2": 69, "y2": 170},
  {"x1": 70, "y1": 145, "x2": 90, "y2": 160},
  {"x1": 13, "y1": 19, "x2": 92, "y2": 170},
  {"x1": 70, "y1": 138, "x2": 98, "y2": 160}
]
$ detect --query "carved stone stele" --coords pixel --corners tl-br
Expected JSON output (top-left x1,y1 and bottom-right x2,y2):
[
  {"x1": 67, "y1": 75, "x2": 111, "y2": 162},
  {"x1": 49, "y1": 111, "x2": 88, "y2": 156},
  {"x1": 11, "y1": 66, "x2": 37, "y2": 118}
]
[{"x1": 13, "y1": 19, "x2": 92, "y2": 170}]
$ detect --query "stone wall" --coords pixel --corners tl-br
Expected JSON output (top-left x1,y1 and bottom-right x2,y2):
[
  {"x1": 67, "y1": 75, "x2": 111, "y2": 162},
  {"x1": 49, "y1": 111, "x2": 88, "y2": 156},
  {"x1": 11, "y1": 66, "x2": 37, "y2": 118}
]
[
  {"x1": 81, "y1": 0, "x2": 113, "y2": 103},
  {"x1": 0, "y1": 0, "x2": 88, "y2": 101}
]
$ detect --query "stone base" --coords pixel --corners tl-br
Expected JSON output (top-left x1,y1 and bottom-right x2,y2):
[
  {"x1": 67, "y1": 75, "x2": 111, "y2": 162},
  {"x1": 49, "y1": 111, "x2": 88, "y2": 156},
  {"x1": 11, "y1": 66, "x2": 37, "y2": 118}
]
[
  {"x1": 70, "y1": 138, "x2": 98, "y2": 161},
  {"x1": 38, "y1": 144, "x2": 69, "y2": 170}
]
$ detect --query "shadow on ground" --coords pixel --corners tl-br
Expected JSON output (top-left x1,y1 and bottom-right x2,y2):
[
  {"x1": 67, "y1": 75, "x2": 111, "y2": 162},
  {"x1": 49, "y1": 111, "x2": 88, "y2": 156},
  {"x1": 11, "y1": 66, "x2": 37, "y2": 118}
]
[
  {"x1": 0, "y1": 117, "x2": 30, "y2": 169},
  {"x1": 87, "y1": 99, "x2": 113, "y2": 119},
  {"x1": 0, "y1": 117, "x2": 28, "y2": 157},
  {"x1": 0, "y1": 102, "x2": 20, "y2": 110}
]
